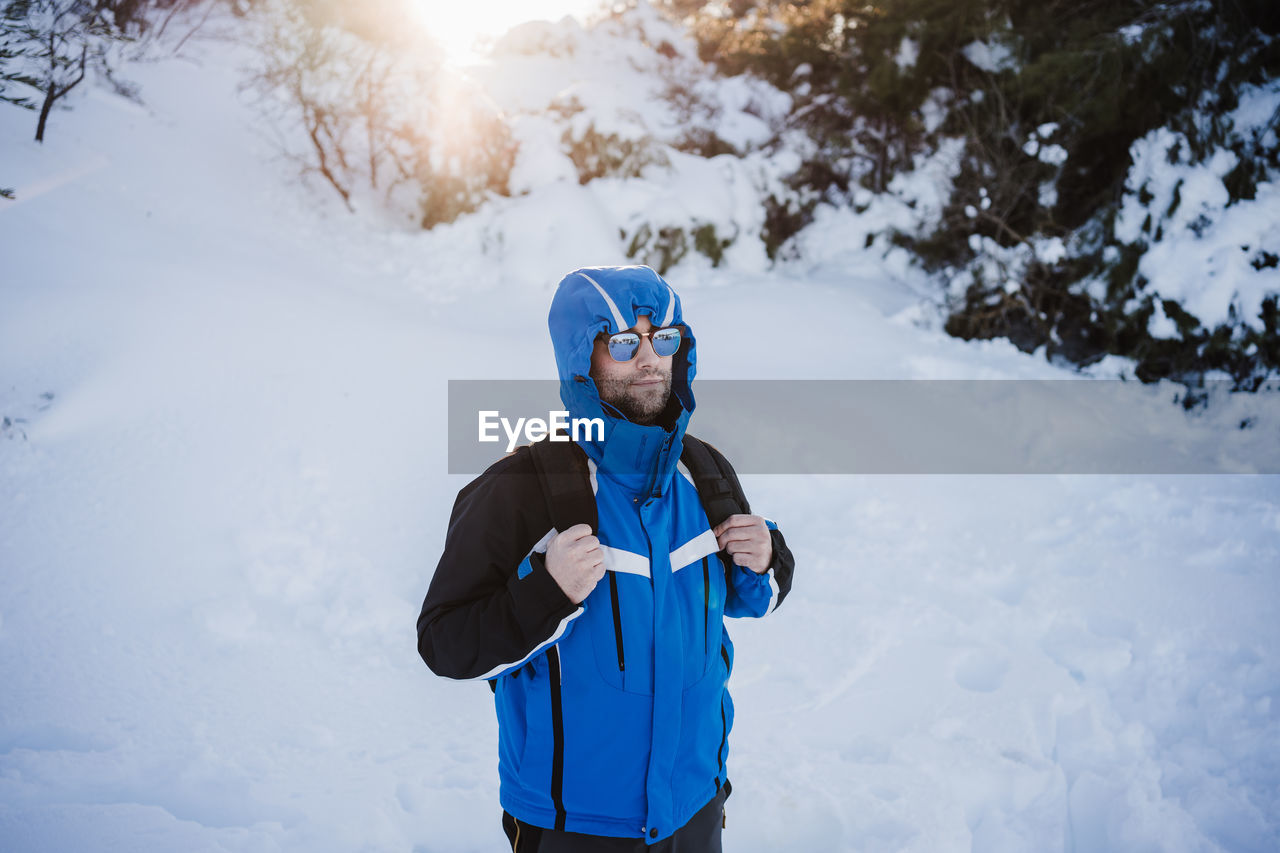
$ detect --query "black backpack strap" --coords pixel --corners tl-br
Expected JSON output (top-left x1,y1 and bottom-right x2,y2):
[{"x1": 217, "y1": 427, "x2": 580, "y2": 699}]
[
  {"x1": 476, "y1": 439, "x2": 595, "y2": 694},
  {"x1": 682, "y1": 435, "x2": 794, "y2": 611},
  {"x1": 527, "y1": 437, "x2": 598, "y2": 534},
  {"x1": 680, "y1": 434, "x2": 750, "y2": 528}
]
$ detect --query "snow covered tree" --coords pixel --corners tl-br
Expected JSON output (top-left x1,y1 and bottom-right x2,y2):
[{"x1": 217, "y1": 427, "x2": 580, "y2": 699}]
[
  {"x1": 0, "y1": 0, "x2": 178, "y2": 141},
  {"x1": 0, "y1": 29, "x2": 32, "y2": 108},
  {"x1": 0, "y1": 1, "x2": 115, "y2": 141},
  {"x1": 685, "y1": 0, "x2": 1280, "y2": 388}
]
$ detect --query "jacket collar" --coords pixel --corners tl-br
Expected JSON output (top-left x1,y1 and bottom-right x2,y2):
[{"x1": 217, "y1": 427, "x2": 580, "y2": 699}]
[{"x1": 582, "y1": 399, "x2": 689, "y2": 498}]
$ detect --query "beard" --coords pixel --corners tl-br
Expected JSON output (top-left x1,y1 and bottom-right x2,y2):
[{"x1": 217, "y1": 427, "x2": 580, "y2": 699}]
[{"x1": 595, "y1": 370, "x2": 673, "y2": 425}]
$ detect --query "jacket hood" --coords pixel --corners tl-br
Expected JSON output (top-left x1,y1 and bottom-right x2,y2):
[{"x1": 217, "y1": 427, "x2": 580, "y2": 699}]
[{"x1": 548, "y1": 266, "x2": 697, "y2": 482}]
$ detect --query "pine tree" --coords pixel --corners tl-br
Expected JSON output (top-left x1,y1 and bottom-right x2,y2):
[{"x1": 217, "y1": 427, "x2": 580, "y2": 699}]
[
  {"x1": 1, "y1": 3, "x2": 36, "y2": 109},
  {"x1": 0, "y1": 0, "x2": 121, "y2": 142}
]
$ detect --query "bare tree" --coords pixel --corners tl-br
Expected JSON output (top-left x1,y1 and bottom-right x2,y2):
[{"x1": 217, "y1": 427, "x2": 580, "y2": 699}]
[
  {"x1": 242, "y1": 0, "x2": 387, "y2": 207},
  {"x1": 242, "y1": 0, "x2": 514, "y2": 225}
]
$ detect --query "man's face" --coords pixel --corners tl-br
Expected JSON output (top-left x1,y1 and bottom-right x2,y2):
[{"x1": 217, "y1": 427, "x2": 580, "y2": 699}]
[{"x1": 589, "y1": 315, "x2": 674, "y2": 426}]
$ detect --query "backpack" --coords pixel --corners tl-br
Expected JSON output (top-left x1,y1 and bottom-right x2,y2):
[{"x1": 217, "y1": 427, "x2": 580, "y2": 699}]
[{"x1": 525, "y1": 433, "x2": 750, "y2": 535}]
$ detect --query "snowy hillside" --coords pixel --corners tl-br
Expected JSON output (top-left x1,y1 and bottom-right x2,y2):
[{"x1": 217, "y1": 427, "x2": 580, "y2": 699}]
[{"x1": 2, "y1": 10, "x2": 1279, "y2": 853}]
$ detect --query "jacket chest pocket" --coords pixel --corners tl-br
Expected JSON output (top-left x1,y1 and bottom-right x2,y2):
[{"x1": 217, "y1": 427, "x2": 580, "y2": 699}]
[
  {"x1": 676, "y1": 554, "x2": 726, "y2": 688},
  {"x1": 586, "y1": 553, "x2": 727, "y2": 693},
  {"x1": 587, "y1": 570, "x2": 654, "y2": 694}
]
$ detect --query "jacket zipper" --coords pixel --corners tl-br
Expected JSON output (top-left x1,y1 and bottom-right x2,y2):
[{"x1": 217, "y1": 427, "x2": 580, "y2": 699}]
[
  {"x1": 703, "y1": 556, "x2": 710, "y2": 658},
  {"x1": 547, "y1": 645, "x2": 567, "y2": 831},
  {"x1": 717, "y1": 641, "x2": 730, "y2": 782},
  {"x1": 609, "y1": 572, "x2": 625, "y2": 672},
  {"x1": 640, "y1": 433, "x2": 676, "y2": 502}
]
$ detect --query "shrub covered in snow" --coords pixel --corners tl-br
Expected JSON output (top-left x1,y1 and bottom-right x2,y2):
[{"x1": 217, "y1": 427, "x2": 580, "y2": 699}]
[
  {"x1": 688, "y1": 0, "x2": 1280, "y2": 388},
  {"x1": 480, "y1": 0, "x2": 798, "y2": 274}
]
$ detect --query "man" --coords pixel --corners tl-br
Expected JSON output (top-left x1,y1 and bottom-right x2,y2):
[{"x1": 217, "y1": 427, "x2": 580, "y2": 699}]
[{"x1": 417, "y1": 265, "x2": 795, "y2": 851}]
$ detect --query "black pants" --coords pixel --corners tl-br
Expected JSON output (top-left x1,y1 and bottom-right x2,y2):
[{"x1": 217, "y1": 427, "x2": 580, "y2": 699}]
[{"x1": 503, "y1": 787, "x2": 727, "y2": 852}]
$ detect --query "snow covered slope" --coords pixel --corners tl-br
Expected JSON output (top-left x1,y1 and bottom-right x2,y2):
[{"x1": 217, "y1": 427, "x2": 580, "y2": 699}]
[{"x1": 2, "y1": 19, "x2": 1278, "y2": 853}]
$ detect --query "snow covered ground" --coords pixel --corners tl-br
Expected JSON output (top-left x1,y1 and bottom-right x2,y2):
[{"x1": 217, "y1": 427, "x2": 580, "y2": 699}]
[{"x1": 2, "y1": 18, "x2": 1279, "y2": 853}]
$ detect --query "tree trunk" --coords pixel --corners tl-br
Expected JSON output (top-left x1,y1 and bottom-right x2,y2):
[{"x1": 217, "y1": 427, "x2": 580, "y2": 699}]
[
  {"x1": 35, "y1": 84, "x2": 54, "y2": 142},
  {"x1": 35, "y1": 45, "x2": 88, "y2": 143}
]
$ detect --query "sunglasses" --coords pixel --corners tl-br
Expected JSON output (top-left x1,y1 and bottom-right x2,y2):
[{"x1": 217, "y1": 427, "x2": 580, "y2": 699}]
[{"x1": 604, "y1": 326, "x2": 682, "y2": 362}]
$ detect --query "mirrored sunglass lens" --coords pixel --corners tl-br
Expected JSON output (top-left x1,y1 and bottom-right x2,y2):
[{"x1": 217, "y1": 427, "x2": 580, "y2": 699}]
[
  {"x1": 652, "y1": 328, "x2": 681, "y2": 356},
  {"x1": 608, "y1": 333, "x2": 641, "y2": 361}
]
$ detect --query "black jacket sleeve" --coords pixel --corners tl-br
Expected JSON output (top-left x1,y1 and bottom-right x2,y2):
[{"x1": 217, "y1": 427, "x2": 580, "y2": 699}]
[
  {"x1": 416, "y1": 451, "x2": 581, "y2": 680},
  {"x1": 766, "y1": 524, "x2": 796, "y2": 611}
]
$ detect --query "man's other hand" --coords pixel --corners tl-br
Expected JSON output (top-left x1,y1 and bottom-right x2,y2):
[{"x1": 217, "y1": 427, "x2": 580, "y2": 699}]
[
  {"x1": 545, "y1": 523, "x2": 606, "y2": 604},
  {"x1": 713, "y1": 515, "x2": 773, "y2": 574}
]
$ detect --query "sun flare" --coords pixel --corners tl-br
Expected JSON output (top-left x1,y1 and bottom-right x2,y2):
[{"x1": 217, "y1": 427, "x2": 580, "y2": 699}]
[{"x1": 412, "y1": 0, "x2": 608, "y2": 64}]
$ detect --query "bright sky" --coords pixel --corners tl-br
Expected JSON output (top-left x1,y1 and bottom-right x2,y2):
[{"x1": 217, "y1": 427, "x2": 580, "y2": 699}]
[{"x1": 415, "y1": 0, "x2": 610, "y2": 63}]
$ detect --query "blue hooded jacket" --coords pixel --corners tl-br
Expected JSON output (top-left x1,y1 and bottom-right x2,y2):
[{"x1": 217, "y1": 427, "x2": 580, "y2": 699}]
[{"x1": 418, "y1": 266, "x2": 790, "y2": 844}]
